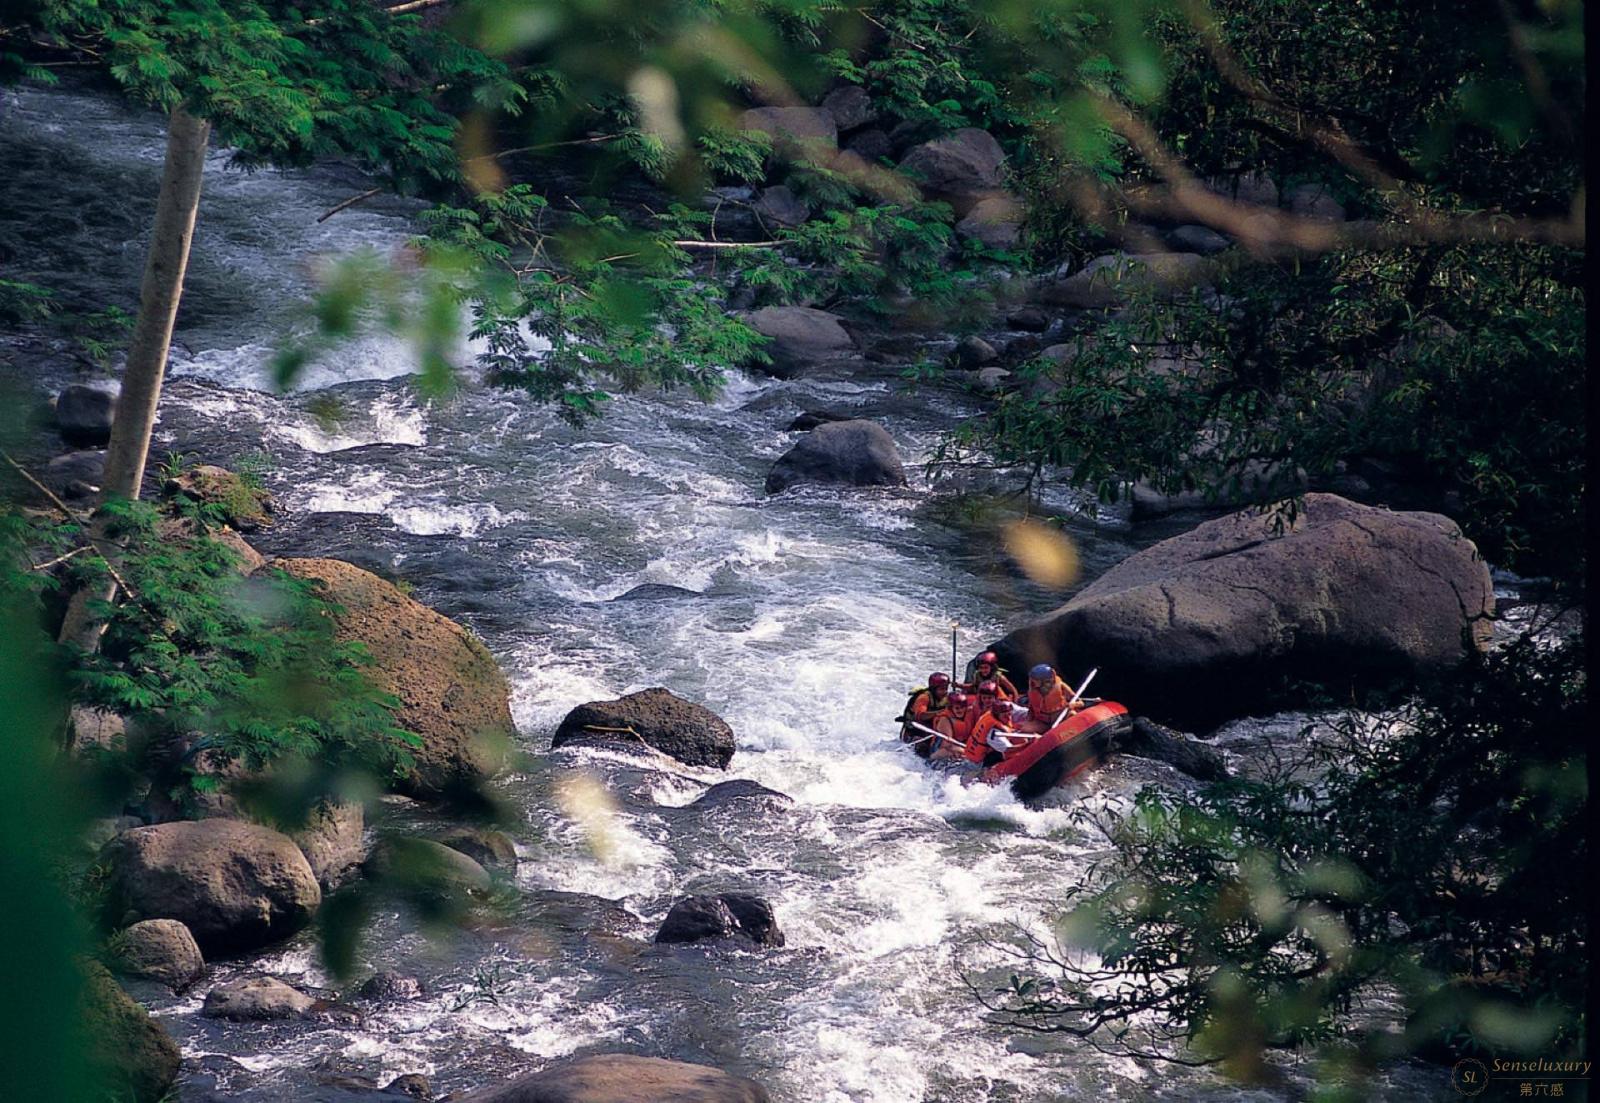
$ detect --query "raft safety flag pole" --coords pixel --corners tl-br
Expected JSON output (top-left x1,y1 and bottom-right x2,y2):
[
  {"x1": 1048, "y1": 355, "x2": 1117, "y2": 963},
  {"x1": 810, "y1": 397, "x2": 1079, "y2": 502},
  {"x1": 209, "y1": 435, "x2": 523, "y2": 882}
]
[{"x1": 951, "y1": 622, "x2": 959, "y2": 683}]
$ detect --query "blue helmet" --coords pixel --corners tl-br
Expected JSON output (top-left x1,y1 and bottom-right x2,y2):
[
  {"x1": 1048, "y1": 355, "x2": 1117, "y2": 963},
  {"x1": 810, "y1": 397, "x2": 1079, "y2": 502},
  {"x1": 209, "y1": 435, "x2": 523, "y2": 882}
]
[{"x1": 1029, "y1": 663, "x2": 1055, "y2": 681}]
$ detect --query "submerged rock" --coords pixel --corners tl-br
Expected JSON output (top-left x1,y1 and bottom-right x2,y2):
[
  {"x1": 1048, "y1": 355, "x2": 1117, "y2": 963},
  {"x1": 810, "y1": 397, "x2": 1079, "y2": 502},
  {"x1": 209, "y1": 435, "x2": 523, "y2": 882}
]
[
  {"x1": 111, "y1": 918, "x2": 205, "y2": 991},
  {"x1": 690, "y1": 780, "x2": 792, "y2": 810},
  {"x1": 202, "y1": 975, "x2": 315, "y2": 1020},
  {"x1": 55, "y1": 381, "x2": 118, "y2": 446},
  {"x1": 42, "y1": 449, "x2": 106, "y2": 497},
  {"x1": 993, "y1": 494, "x2": 1495, "y2": 730},
  {"x1": 103, "y1": 820, "x2": 321, "y2": 955},
  {"x1": 764, "y1": 419, "x2": 906, "y2": 495},
  {"x1": 656, "y1": 893, "x2": 784, "y2": 948},
  {"x1": 276, "y1": 558, "x2": 515, "y2": 801},
  {"x1": 437, "y1": 826, "x2": 518, "y2": 871},
  {"x1": 552, "y1": 687, "x2": 736, "y2": 770},
  {"x1": 457, "y1": 1053, "x2": 770, "y2": 1103},
  {"x1": 82, "y1": 960, "x2": 181, "y2": 1103},
  {"x1": 357, "y1": 970, "x2": 426, "y2": 1002},
  {"x1": 611, "y1": 583, "x2": 703, "y2": 602},
  {"x1": 786, "y1": 408, "x2": 852, "y2": 432},
  {"x1": 1119, "y1": 718, "x2": 1230, "y2": 782}
]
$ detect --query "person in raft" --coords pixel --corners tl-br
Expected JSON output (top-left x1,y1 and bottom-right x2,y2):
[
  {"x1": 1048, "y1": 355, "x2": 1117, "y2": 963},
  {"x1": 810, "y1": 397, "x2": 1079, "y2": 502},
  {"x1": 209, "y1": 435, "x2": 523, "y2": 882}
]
[
  {"x1": 962, "y1": 650, "x2": 1018, "y2": 699},
  {"x1": 934, "y1": 681, "x2": 1015, "y2": 762},
  {"x1": 964, "y1": 696, "x2": 1023, "y2": 766},
  {"x1": 908, "y1": 672, "x2": 954, "y2": 733},
  {"x1": 944, "y1": 689, "x2": 978, "y2": 746},
  {"x1": 1016, "y1": 663, "x2": 1082, "y2": 734}
]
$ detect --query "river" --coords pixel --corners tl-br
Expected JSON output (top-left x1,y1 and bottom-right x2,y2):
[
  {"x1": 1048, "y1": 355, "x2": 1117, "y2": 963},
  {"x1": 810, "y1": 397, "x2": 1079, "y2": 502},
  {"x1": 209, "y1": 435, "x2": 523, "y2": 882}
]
[{"x1": 1, "y1": 85, "x2": 1452, "y2": 1102}]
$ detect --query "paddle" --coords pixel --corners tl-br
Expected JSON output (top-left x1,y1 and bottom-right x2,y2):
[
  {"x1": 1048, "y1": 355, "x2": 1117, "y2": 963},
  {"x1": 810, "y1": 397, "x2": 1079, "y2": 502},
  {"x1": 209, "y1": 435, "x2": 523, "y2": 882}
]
[
  {"x1": 1046, "y1": 666, "x2": 1099, "y2": 730},
  {"x1": 905, "y1": 721, "x2": 966, "y2": 750}
]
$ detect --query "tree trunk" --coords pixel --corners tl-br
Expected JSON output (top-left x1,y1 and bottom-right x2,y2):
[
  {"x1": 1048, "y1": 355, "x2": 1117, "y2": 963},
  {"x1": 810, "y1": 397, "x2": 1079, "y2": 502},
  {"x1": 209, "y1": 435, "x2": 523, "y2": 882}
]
[{"x1": 57, "y1": 106, "x2": 211, "y2": 651}]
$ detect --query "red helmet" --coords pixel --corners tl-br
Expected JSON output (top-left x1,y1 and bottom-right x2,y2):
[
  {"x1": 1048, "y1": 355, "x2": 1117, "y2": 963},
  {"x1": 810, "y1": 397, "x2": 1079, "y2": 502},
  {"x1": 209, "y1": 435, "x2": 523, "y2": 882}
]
[
  {"x1": 976, "y1": 651, "x2": 998, "y2": 668},
  {"x1": 976, "y1": 680, "x2": 999, "y2": 698},
  {"x1": 949, "y1": 690, "x2": 969, "y2": 708},
  {"x1": 990, "y1": 698, "x2": 1012, "y2": 717},
  {"x1": 929, "y1": 672, "x2": 950, "y2": 689}
]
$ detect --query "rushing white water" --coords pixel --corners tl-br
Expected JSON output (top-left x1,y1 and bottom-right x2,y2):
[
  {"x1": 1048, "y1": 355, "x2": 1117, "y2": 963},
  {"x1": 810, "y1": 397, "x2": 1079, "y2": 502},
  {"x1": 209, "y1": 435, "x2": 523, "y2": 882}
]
[{"x1": 1, "y1": 85, "x2": 1455, "y2": 1102}]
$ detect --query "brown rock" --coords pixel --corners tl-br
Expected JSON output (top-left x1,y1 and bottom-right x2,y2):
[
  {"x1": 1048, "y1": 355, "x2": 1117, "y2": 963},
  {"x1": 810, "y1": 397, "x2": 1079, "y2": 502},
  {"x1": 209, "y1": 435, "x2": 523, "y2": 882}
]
[
  {"x1": 81, "y1": 960, "x2": 181, "y2": 1103},
  {"x1": 552, "y1": 688, "x2": 736, "y2": 769},
  {"x1": 276, "y1": 558, "x2": 514, "y2": 800},
  {"x1": 103, "y1": 819, "x2": 321, "y2": 955},
  {"x1": 292, "y1": 799, "x2": 366, "y2": 888},
  {"x1": 112, "y1": 918, "x2": 205, "y2": 990},
  {"x1": 457, "y1": 1054, "x2": 770, "y2": 1103},
  {"x1": 202, "y1": 975, "x2": 314, "y2": 1020}
]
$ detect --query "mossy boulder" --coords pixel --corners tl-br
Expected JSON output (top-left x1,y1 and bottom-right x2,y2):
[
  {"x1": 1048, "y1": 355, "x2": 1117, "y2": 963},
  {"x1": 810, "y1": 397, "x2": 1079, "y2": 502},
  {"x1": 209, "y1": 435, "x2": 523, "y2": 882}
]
[
  {"x1": 276, "y1": 558, "x2": 515, "y2": 800},
  {"x1": 81, "y1": 960, "x2": 181, "y2": 1103}
]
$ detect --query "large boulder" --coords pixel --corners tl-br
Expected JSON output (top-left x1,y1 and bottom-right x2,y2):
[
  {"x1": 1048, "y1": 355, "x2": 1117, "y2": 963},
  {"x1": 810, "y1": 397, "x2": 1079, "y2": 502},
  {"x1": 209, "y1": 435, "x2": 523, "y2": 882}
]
[
  {"x1": 364, "y1": 837, "x2": 494, "y2": 897},
  {"x1": 42, "y1": 449, "x2": 106, "y2": 498},
  {"x1": 752, "y1": 185, "x2": 807, "y2": 228},
  {"x1": 552, "y1": 688, "x2": 736, "y2": 769},
  {"x1": 457, "y1": 1054, "x2": 770, "y2": 1103},
  {"x1": 821, "y1": 85, "x2": 877, "y2": 132},
  {"x1": 741, "y1": 306, "x2": 855, "y2": 378},
  {"x1": 55, "y1": 382, "x2": 118, "y2": 446},
  {"x1": 437, "y1": 826, "x2": 518, "y2": 872},
  {"x1": 81, "y1": 960, "x2": 181, "y2": 1103},
  {"x1": 898, "y1": 128, "x2": 1006, "y2": 214},
  {"x1": 1118, "y1": 718, "x2": 1230, "y2": 782},
  {"x1": 655, "y1": 893, "x2": 784, "y2": 948},
  {"x1": 992, "y1": 495, "x2": 1495, "y2": 729},
  {"x1": 764, "y1": 419, "x2": 906, "y2": 495},
  {"x1": 1038, "y1": 252, "x2": 1214, "y2": 310},
  {"x1": 955, "y1": 193, "x2": 1023, "y2": 250},
  {"x1": 276, "y1": 558, "x2": 515, "y2": 800},
  {"x1": 112, "y1": 918, "x2": 205, "y2": 990},
  {"x1": 202, "y1": 975, "x2": 315, "y2": 1020},
  {"x1": 103, "y1": 819, "x2": 322, "y2": 955}
]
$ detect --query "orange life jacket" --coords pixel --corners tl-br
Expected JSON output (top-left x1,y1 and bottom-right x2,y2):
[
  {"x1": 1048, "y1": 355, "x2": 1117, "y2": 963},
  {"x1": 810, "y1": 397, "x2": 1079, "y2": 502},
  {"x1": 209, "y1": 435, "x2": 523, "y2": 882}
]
[
  {"x1": 910, "y1": 690, "x2": 951, "y2": 724},
  {"x1": 1028, "y1": 676, "x2": 1071, "y2": 720},
  {"x1": 946, "y1": 705, "x2": 977, "y2": 743},
  {"x1": 965, "y1": 711, "x2": 1017, "y2": 763}
]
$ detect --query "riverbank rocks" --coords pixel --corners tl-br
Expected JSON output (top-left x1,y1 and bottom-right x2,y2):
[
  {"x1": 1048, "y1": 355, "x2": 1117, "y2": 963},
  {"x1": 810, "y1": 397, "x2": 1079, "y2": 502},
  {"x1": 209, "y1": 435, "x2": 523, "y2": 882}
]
[
  {"x1": 898, "y1": 127, "x2": 1006, "y2": 214},
  {"x1": 112, "y1": 919, "x2": 205, "y2": 990},
  {"x1": 276, "y1": 558, "x2": 514, "y2": 801},
  {"x1": 458, "y1": 1054, "x2": 771, "y2": 1103},
  {"x1": 553, "y1": 688, "x2": 736, "y2": 769},
  {"x1": 765, "y1": 419, "x2": 906, "y2": 495},
  {"x1": 292, "y1": 799, "x2": 366, "y2": 888},
  {"x1": 742, "y1": 306, "x2": 855, "y2": 378},
  {"x1": 1038, "y1": 252, "x2": 1214, "y2": 310},
  {"x1": 656, "y1": 893, "x2": 785, "y2": 948},
  {"x1": 164, "y1": 464, "x2": 274, "y2": 530},
  {"x1": 202, "y1": 976, "x2": 315, "y2": 1021},
  {"x1": 955, "y1": 193, "x2": 1024, "y2": 250},
  {"x1": 43, "y1": 448, "x2": 106, "y2": 498},
  {"x1": 739, "y1": 106, "x2": 837, "y2": 157},
  {"x1": 364, "y1": 837, "x2": 494, "y2": 897},
  {"x1": 82, "y1": 960, "x2": 181, "y2": 1103},
  {"x1": 822, "y1": 85, "x2": 877, "y2": 132},
  {"x1": 103, "y1": 820, "x2": 321, "y2": 955},
  {"x1": 993, "y1": 495, "x2": 1494, "y2": 730},
  {"x1": 1119, "y1": 718, "x2": 1230, "y2": 782},
  {"x1": 55, "y1": 381, "x2": 118, "y2": 446}
]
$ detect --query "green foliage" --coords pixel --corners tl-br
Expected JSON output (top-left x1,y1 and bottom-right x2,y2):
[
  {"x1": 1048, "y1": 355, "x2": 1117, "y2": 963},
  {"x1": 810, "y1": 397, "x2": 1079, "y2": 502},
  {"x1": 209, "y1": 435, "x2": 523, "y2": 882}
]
[
  {"x1": 984, "y1": 633, "x2": 1587, "y2": 1082},
  {"x1": 65, "y1": 500, "x2": 418, "y2": 794}
]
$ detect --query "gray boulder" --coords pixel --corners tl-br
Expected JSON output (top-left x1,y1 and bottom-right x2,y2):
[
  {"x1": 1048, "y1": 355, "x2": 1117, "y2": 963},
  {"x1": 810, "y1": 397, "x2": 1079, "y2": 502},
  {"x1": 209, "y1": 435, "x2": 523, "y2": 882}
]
[
  {"x1": 752, "y1": 185, "x2": 807, "y2": 228},
  {"x1": 112, "y1": 919, "x2": 205, "y2": 990},
  {"x1": 67, "y1": 705, "x2": 127, "y2": 754},
  {"x1": 953, "y1": 335, "x2": 998, "y2": 369},
  {"x1": 1208, "y1": 171, "x2": 1278, "y2": 207},
  {"x1": 364, "y1": 837, "x2": 493, "y2": 897},
  {"x1": 992, "y1": 494, "x2": 1495, "y2": 729},
  {"x1": 43, "y1": 449, "x2": 107, "y2": 497},
  {"x1": 1285, "y1": 182, "x2": 1346, "y2": 222},
  {"x1": 955, "y1": 193, "x2": 1023, "y2": 249},
  {"x1": 56, "y1": 382, "x2": 119, "y2": 446},
  {"x1": 552, "y1": 688, "x2": 736, "y2": 770},
  {"x1": 821, "y1": 85, "x2": 877, "y2": 132},
  {"x1": 292, "y1": 799, "x2": 366, "y2": 889},
  {"x1": 738, "y1": 106, "x2": 836, "y2": 157},
  {"x1": 690, "y1": 780, "x2": 792, "y2": 810},
  {"x1": 656, "y1": 893, "x2": 784, "y2": 948},
  {"x1": 742, "y1": 305, "x2": 855, "y2": 378},
  {"x1": 765, "y1": 419, "x2": 906, "y2": 494},
  {"x1": 1119, "y1": 718, "x2": 1230, "y2": 782},
  {"x1": 1006, "y1": 306, "x2": 1052, "y2": 332},
  {"x1": 103, "y1": 820, "x2": 321, "y2": 955},
  {"x1": 898, "y1": 128, "x2": 1006, "y2": 214},
  {"x1": 456, "y1": 1054, "x2": 770, "y2": 1103},
  {"x1": 1038, "y1": 252, "x2": 1214, "y2": 310},
  {"x1": 1166, "y1": 225, "x2": 1232, "y2": 255},
  {"x1": 202, "y1": 975, "x2": 314, "y2": 1020}
]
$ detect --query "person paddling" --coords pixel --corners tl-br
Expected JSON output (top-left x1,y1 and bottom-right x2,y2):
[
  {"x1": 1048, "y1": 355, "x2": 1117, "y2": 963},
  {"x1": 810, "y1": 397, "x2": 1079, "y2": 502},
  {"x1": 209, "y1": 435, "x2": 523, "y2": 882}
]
[
  {"x1": 963, "y1": 651, "x2": 1018, "y2": 699},
  {"x1": 965, "y1": 697, "x2": 1020, "y2": 766},
  {"x1": 1017, "y1": 663, "x2": 1079, "y2": 733},
  {"x1": 908, "y1": 672, "x2": 953, "y2": 730}
]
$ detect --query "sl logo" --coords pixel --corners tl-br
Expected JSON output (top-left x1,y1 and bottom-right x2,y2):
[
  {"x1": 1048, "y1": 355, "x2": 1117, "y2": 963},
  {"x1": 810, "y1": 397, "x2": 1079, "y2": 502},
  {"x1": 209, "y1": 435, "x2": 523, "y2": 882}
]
[{"x1": 1452, "y1": 1058, "x2": 1489, "y2": 1097}]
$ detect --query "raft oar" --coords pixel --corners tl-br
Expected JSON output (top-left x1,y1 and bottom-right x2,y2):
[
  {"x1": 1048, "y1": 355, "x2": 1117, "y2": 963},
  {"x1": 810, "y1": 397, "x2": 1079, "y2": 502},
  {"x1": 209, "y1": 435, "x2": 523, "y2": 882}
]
[
  {"x1": 905, "y1": 721, "x2": 966, "y2": 749},
  {"x1": 1049, "y1": 666, "x2": 1100, "y2": 729}
]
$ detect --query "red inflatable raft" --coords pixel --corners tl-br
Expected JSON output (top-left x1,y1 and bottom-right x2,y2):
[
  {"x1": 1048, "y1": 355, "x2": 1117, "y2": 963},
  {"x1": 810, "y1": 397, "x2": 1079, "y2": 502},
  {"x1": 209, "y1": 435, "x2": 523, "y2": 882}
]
[{"x1": 982, "y1": 701, "x2": 1132, "y2": 801}]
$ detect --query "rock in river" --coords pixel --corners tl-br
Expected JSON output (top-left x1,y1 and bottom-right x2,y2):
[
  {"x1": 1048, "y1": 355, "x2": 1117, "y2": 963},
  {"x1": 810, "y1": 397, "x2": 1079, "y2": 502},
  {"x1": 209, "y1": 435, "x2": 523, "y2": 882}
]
[
  {"x1": 552, "y1": 687, "x2": 736, "y2": 770},
  {"x1": 656, "y1": 893, "x2": 785, "y2": 948},
  {"x1": 82, "y1": 960, "x2": 181, "y2": 1103},
  {"x1": 202, "y1": 976, "x2": 316, "y2": 1021},
  {"x1": 55, "y1": 381, "x2": 118, "y2": 446},
  {"x1": 741, "y1": 305, "x2": 855, "y2": 378},
  {"x1": 103, "y1": 820, "x2": 321, "y2": 955},
  {"x1": 457, "y1": 1053, "x2": 771, "y2": 1103},
  {"x1": 111, "y1": 918, "x2": 205, "y2": 991},
  {"x1": 277, "y1": 558, "x2": 515, "y2": 801},
  {"x1": 993, "y1": 494, "x2": 1495, "y2": 730},
  {"x1": 764, "y1": 419, "x2": 906, "y2": 495}
]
